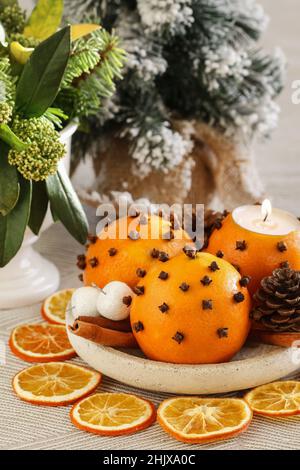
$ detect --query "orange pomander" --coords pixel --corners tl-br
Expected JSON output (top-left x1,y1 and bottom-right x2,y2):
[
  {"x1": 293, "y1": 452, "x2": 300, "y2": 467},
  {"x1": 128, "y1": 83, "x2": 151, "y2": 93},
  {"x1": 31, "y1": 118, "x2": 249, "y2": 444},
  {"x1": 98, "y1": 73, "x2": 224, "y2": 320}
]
[
  {"x1": 130, "y1": 252, "x2": 251, "y2": 364},
  {"x1": 206, "y1": 214, "x2": 300, "y2": 295},
  {"x1": 82, "y1": 214, "x2": 192, "y2": 288}
]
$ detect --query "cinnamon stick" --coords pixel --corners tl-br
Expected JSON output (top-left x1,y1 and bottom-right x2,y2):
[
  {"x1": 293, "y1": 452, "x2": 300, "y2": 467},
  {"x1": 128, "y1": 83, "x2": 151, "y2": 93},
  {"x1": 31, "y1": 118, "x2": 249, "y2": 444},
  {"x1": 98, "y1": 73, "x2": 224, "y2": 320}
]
[
  {"x1": 69, "y1": 320, "x2": 138, "y2": 348},
  {"x1": 250, "y1": 329, "x2": 300, "y2": 348},
  {"x1": 76, "y1": 315, "x2": 132, "y2": 333}
]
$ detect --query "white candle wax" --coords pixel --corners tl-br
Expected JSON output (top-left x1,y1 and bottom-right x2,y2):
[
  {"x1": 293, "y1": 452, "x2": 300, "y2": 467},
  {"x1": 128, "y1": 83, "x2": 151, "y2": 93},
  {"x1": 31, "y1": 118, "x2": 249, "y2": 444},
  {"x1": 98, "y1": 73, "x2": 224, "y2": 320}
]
[{"x1": 232, "y1": 201, "x2": 300, "y2": 236}]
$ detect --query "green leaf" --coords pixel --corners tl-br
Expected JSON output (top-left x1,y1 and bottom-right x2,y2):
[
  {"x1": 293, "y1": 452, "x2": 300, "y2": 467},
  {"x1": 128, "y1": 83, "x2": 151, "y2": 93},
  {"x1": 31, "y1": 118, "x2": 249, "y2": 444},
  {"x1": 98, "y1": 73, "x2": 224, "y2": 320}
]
[
  {"x1": 46, "y1": 170, "x2": 88, "y2": 244},
  {"x1": 24, "y1": 0, "x2": 63, "y2": 40},
  {"x1": 10, "y1": 41, "x2": 33, "y2": 65},
  {"x1": 0, "y1": 177, "x2": 32, "y2": 267},
  {"x1": 16, "y1": 26, "x2": 71, "y2": 118},
  {"x1": 71, "y1": 24, "x2": 100, "y2": 41},
  {"x1": 50, "y1": 204, "x2": 59, "y2": 222},
  {"x1": 0, "y1": 124, "x2": 27, "y2": 151},
  {"x1": 0, "y1": 143, "x2": 20, "y2": 216},
  {"x1": 28, "y1": 181, "x2": 48, "y2": 235}
]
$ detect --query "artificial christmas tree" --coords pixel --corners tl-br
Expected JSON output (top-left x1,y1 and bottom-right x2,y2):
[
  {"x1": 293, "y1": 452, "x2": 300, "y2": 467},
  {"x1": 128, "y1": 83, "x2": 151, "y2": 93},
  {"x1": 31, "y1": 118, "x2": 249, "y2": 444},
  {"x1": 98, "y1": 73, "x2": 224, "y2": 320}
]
[{"x1": 66, "y1": 0, "x2": 285, "y2": 208}]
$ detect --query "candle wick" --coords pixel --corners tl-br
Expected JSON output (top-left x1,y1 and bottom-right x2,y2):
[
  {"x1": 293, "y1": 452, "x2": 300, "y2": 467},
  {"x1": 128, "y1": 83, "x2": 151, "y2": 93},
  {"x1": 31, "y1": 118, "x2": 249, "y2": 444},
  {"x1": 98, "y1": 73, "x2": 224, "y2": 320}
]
[{"x1": 263, "y1": 213, "x2": 268, "y2": 222}]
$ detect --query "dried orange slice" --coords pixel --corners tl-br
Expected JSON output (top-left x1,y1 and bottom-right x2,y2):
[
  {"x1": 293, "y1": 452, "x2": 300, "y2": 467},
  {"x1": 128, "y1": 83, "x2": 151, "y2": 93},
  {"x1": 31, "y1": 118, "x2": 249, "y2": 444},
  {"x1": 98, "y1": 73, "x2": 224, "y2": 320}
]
[
  {"x1": 245, "y1": 381, "x2": 300, "y2": 417},
  {"x1": 9, "y1": 323, "x2": 76, "y2": 362},
  {"x1": 157, "y1": 397, "x2": 252, "y2": 444},
  {"x1": 13, "y1": 363, "x2": 101, "y2": 406},
  {"x1": 41, "y1": 288, "x2": 75, "y2": 325},
  {"x1": 71, "y1": 392, "x2": 156, "y2": 436}
]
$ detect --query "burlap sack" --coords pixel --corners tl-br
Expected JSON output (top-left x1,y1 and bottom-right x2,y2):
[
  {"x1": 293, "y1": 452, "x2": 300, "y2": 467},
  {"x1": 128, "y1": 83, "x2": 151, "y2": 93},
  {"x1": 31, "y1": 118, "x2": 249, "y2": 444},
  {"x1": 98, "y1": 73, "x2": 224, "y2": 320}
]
[{"x1": 72, "y1": 120, "x2": 265, "y2": 210}]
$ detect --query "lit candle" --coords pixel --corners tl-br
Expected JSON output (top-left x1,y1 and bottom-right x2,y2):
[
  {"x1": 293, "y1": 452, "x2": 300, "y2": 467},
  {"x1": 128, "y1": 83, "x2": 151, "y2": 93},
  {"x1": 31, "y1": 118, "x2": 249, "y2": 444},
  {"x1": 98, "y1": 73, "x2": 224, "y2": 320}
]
[
  {"x1": 232, "y1": 199, "x2": 300, "y2": 236},
  {"x1": 206, "y1": 200, "x2": 300, "y2": 294}
]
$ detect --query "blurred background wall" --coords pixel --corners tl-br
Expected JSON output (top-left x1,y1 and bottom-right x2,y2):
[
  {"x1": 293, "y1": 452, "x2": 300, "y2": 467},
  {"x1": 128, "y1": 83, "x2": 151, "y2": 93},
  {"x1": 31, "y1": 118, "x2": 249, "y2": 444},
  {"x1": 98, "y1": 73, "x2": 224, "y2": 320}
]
[
  {"x1": 257, "y1": 0, "x2": 300, "y2": 212},
  {"x1": 19, "y1": 0, "x2": 33, "y2": 12}
]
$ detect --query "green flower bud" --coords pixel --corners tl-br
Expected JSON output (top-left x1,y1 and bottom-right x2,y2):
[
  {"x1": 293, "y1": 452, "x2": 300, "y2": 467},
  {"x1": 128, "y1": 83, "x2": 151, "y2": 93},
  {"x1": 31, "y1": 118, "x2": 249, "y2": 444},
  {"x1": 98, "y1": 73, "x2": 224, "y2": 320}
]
[
  {"x1": 9, "y1": 33, "x2": 41, "y2": 49},
  {"x1": 8, "y1": 116, "x2": 66, "y2": 182},
  {"x1": 0, "y1": 5, "x2": 26, "y2": 36},
  {"x1": 0, "y1": 102, "x2": 12, "y2": 125}
]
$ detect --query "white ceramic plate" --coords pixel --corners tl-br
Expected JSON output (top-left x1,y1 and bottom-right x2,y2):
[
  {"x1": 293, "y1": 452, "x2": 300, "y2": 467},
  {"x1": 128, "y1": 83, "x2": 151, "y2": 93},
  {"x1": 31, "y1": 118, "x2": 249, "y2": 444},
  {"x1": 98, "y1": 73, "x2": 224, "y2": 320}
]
[{"x1": 66, "y1": 311, "x2": 300, "y2": 395}]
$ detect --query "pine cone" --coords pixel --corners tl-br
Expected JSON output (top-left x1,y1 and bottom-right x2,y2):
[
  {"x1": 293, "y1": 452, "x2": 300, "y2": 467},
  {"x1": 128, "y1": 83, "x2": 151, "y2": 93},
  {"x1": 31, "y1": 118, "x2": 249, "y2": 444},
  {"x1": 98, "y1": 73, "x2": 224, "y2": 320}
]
[{"x1": 251, "y1": 265, "x2": 300, "y2": 332}]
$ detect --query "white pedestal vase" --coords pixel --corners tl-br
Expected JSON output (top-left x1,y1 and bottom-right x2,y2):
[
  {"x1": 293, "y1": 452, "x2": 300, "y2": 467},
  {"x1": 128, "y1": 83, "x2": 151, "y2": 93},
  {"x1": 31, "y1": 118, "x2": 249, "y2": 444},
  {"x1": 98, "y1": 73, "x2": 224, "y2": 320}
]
[{"x1": 0, "y1": 122, "x2": 78, "y2": 309}]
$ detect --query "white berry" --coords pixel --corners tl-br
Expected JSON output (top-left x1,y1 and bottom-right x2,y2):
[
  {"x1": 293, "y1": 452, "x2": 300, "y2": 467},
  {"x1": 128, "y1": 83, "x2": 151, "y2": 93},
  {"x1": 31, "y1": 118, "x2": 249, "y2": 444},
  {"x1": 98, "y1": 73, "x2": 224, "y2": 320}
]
[
  {"x1": 71, "y1": 286, "x2": 100, "y2": 319},
  {"x1": 97, "y1": 281, "x2": 134, "y2": 321}
]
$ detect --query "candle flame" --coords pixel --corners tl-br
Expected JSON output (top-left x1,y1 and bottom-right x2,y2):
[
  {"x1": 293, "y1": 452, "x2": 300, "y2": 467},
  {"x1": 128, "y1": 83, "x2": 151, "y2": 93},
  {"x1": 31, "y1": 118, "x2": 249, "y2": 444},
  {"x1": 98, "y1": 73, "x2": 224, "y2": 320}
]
[{"x1": 261, "y1": 199, "x2": 272, "y2": 222}]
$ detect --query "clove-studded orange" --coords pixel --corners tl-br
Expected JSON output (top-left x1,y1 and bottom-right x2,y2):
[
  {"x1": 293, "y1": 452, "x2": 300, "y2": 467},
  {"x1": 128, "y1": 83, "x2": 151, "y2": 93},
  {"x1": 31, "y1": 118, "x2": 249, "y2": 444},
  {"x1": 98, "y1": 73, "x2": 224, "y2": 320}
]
[
  {"x1": 206, "y1": 213, "x2": 300, "y2": 295},
  {"x1": 82, "y1": 214, "x2": 192, "y2": 289},
  {"x1": 130, "y1": 252, "x2": 251, "y2": 364}
]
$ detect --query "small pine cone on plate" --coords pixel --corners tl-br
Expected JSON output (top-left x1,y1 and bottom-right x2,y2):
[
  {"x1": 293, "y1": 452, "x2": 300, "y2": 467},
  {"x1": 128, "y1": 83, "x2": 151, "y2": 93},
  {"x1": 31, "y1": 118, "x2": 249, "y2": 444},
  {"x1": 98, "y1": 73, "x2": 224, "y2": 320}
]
[{"x1": 251, "y1": 265, "x2": 300, "y2": 333}]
